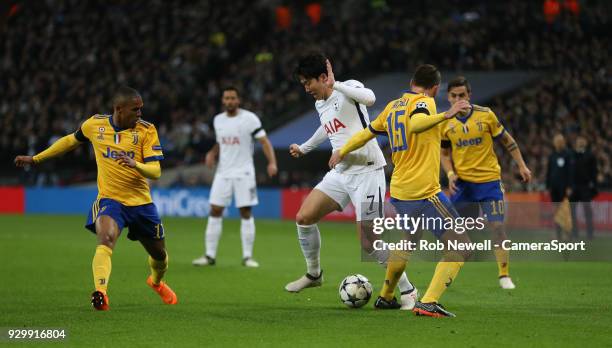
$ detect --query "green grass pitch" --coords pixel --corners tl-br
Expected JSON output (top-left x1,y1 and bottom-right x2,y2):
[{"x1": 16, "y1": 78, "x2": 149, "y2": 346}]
[{"x1": 1, "y1": 214, "x2": 611, "y2": 347}]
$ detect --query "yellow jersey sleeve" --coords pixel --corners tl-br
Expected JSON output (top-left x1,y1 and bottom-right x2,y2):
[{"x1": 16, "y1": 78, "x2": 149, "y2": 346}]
[
  {"x1": 408, "y1": 96, "x2": 436, "y2": 117},
  {"x1": 487, "y1": 109, "x2": 505, "y2": 139},
  {"x1": 441, "y1": 123, "x2": 450, "y2": 141},
  {"x1": 76, "y1": 116, "x2": 95, "y2": 141},
  {"x1": 142, "y1": 125, "x2": 164, "y2": 163},
  {"x1": 368, "y1": 102, "x2": 392, "y2": 135}
]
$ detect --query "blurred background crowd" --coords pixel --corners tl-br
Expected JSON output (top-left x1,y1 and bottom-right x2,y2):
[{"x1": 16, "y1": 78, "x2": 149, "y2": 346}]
[{"x1": 1, "y1": 0, "x2": 609, "y2": 192}]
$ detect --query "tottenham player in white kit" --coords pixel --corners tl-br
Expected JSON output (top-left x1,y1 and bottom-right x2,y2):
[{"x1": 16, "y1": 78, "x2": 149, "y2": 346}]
[
  {"x1": 193, "y1": 87, "x2": 277, "y2": 268},
  {"x1": 286, "y1": 53, "x2": 417, "y2": 309}
]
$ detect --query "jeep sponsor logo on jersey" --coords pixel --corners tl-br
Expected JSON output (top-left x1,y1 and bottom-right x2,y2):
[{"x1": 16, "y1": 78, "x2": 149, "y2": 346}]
[{"x1": 455, "y1": 137, "x2": 483, "y2": 147}]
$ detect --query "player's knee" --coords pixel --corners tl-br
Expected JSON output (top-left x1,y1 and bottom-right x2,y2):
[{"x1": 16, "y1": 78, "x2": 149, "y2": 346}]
[
  {"x1": 296, "y1": 211, "x2": 316, "y2": 225},
  {"x1": 239, "y1": 208, "x2": 252, "y2": 219},
  {"x1": 209, "y1": 205, "x2": 224, "y2": 217},
  {"x1": 490, "y1": 222, "x2": 506, "y2": 242},
  {"x1": 150, "y1": 248, "x2": 167, "y2": 261},
  {"x1": 97, "y1": 232, "x2": 117, "y2": 248}
]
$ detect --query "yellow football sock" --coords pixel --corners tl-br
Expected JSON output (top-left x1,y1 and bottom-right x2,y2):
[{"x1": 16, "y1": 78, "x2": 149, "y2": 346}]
[
  {"x1": 149, "y1": 254, "x2": 168, "y2": 285},
  {"x1": 92, "y1": 245, "x2": 113, "y2": 293},
  {"x1": 494, "y1": 248, "x2": 509, "y2": 277},
  {"x1": 379, "y1": 251, "x2": 408, "y2": 301},
  {"x1": 420, "y1": 261, "x2": 464, "y2": 303}
]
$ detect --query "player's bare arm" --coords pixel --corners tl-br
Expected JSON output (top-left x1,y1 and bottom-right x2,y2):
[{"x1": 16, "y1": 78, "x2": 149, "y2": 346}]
[
  {"x1": 440, "y1": 147, "x2": 459, "y2": 194},
  {"x1": 258, "y1": 136, "x2": 278, "y2": 177},
  {"x1": 14, "y1": 133, "x2": 83, "y2": 167},
  {"x1": 499, "y1": 131, "x2": 532, "y2": 182},
  {"x1": 14, "y1": 155, "x2": 34, "y2": 167},
  {"x1": 205, "y1": 143, "x2": 219, "y2": 169}
]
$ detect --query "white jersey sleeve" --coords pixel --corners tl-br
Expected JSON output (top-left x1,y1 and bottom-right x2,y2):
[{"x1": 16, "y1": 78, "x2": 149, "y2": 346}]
[
  {"x1": 299, "y1": 126, "x2": 327, "y2": 154},
  {"x1": 247, "y1": 113, "x2": 266, "y2": 139},
  {"x1": 332, "y1": 80, "x2": 376, "y2": 106}
]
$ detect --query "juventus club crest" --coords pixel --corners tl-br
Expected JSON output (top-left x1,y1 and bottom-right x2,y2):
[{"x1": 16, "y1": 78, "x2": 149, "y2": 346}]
[
  {"x1": 131, "y1": 131, "x2": 139, "y2": 145},
  {"x1": 97, "y1": 127, "x2": 105, "y2": 140}
]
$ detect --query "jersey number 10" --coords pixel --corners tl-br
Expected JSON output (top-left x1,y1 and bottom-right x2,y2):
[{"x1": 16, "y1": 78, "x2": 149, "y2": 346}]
[{"x1": 386, "y1": 110, "x2": 408, "y2": 152}]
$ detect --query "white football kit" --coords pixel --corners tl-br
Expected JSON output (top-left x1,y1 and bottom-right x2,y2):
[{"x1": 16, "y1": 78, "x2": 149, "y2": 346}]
[
  {"x1": 299, "y1": 80, "x2": 387, "y2": 221},
  {"x1": 209, "y1": 108, "x2": 266, "y2": 208}
]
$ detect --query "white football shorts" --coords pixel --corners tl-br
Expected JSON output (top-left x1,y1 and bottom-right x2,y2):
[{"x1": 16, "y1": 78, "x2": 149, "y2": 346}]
[
  {"x1": 209, "y1": 175, "x2": 258, "y2": 208},
  {"x1": 314, "y1": 167, "x2": 386, "y2": 221}
]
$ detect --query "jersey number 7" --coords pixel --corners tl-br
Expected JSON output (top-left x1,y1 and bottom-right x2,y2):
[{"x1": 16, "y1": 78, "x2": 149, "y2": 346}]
[{"x1": 386, "y1": 110, "x2": 408, "y2": 152}]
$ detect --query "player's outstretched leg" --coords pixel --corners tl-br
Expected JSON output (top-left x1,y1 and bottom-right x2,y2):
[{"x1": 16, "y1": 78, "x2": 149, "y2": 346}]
[
  {"x1": 141, "y1": 239, "x2": 177, "y2": 305},
  {"x1": 285, "y1": 223, "x2": 323, "y2": 292},
  {"x1": 91, "y1": 215, "x2": 119, "y2": 311},
  {"x1": 286, "y1": 189, "x2": 339, "y2": 292}
]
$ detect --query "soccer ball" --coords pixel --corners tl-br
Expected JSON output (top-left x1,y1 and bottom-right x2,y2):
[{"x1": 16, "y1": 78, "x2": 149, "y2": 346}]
[{"x1": 338, "y1": 274, "x2": 373, "y2": 308}]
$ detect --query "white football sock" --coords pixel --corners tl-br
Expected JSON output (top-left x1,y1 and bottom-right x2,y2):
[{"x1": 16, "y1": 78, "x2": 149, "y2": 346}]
[
  {"x1": 205, "y1": 216, "x2": 223, "y2": 258},
  {"x1": 398, "y1": 272, "x2": 414, "y2": 293},
  {"x1": 240, "y1": 217, "x2": 256, "y2": 259},
  {"x1": 297, "y1": 223, "x2": 321, "y2": 277},
  {"x1": 369, "y1": 249, "x2": 390, "y2": 264}
]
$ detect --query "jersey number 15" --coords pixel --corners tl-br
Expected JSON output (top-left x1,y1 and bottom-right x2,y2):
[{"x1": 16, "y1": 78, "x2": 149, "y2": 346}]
[{"x1": 386, "y1": 110, "x2": 408, "y2": 152}]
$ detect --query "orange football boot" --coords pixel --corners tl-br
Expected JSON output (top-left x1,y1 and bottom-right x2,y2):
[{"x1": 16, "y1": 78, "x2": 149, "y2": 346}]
[{"x1": 146, "y1": 276, "x2": 178, "y2": 305}]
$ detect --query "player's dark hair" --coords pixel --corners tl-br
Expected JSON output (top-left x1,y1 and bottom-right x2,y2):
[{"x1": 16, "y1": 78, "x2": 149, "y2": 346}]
[
  {"x1": 411, "y1": 64, "x2": 441, "y2": 89},
  {"x1": 447, "y1": 76, "x2": 472, "y2": 93},
  {"x1": 293, "y1": 52, "x2": 327, "y2": 81},
  {"x1": 112, "y1": 86, "x2": 141, "y2": 106},
  {"x1": 222, "y1": 86, "x2": 240, "y2": 97}
]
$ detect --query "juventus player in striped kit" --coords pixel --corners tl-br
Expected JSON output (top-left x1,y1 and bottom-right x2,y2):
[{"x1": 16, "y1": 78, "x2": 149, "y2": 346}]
[{"x1": 286, "y1": 53, "x2": 417, "y2": 310}]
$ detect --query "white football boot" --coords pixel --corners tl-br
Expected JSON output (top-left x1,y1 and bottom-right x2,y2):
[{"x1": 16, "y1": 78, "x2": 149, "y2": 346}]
[
  {"x1": 400, "y1": 287, "x2": 418, "y2": 310},
  {"x1": 192, "y1": 255, "x2": 216, "y2": 266},
  {"x1": 499, "y1": 276, "x2": 516, "y2": 289},
  {"x1": 285, "y1": 271, "x2": 323, "y2": 292},
  {"x1": 243, "y1": 258, "x2": 260, "y2": 268}
]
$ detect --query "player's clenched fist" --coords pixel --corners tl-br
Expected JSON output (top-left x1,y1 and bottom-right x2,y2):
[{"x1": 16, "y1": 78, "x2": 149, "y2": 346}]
[
  {"x1": 289, "y1": 144, "x2": 304, "y2": 158},
  {"x1": 115, "y1": 153, "x2": 136, "y2": 168},
  {"x1": 14, "y1": 155, "x2": 34, "y2": 167},
  {"x1": 267, "y1": 163, "x2": 278, "y2": 177},
  {"x1": 446, "y1": 100, "x2": 471, "y2": 118}
]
